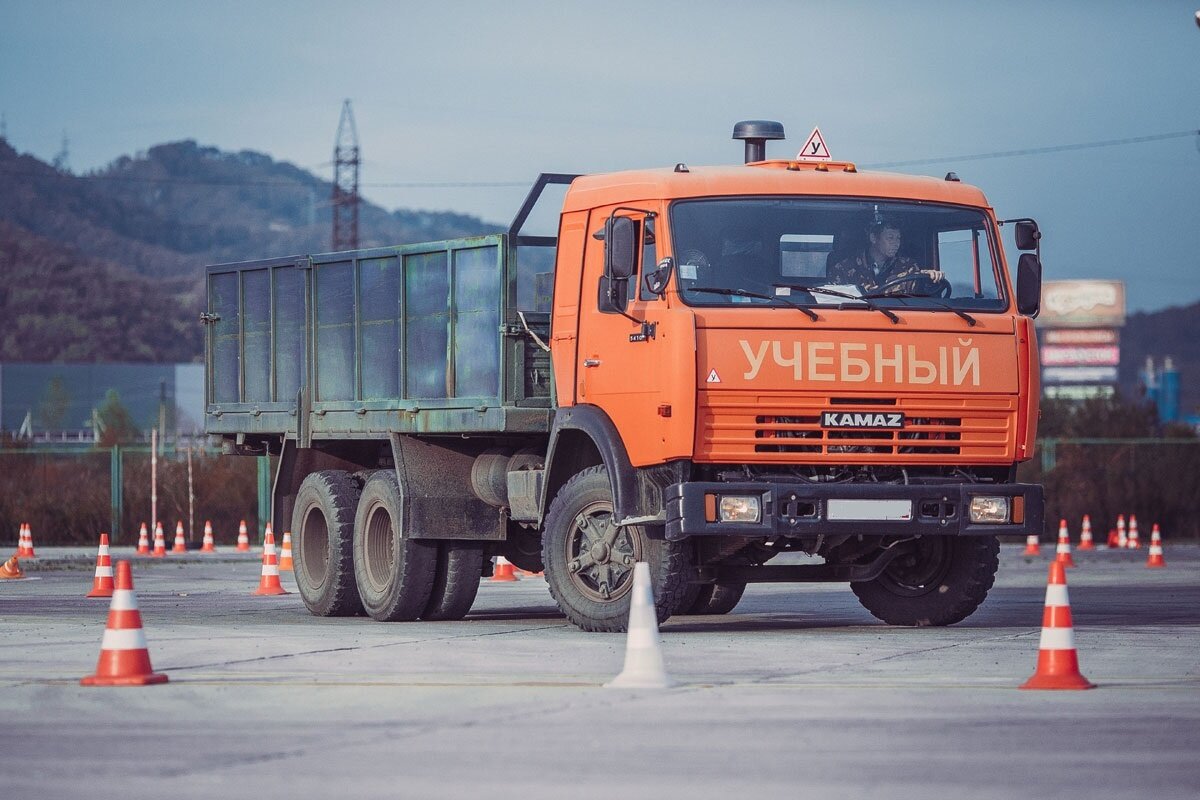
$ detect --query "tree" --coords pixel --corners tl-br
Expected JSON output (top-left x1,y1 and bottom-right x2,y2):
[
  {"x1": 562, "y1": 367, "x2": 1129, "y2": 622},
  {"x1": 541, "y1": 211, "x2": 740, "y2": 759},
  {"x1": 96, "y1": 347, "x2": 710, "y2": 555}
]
[
  {"x1": 95, "y1": 389, "x2": 141, "y2": 446},
  {"x1": 36, "y1": 376, "x2": 72, "y2": 431}
]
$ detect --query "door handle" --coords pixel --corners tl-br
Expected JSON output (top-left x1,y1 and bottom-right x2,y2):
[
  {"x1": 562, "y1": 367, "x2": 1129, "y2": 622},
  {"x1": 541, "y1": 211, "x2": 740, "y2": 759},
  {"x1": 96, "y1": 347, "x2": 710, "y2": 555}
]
[{"x1": 583, "y1": 358, "x2": 602, "y2": 368}]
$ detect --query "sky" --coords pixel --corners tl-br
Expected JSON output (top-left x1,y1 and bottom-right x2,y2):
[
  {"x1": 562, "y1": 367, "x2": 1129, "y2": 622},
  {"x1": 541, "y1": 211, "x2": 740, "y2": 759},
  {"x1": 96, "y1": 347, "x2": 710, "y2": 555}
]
[{"x1": 1, "y1": 0, "x2": 1198, "y2": 312}]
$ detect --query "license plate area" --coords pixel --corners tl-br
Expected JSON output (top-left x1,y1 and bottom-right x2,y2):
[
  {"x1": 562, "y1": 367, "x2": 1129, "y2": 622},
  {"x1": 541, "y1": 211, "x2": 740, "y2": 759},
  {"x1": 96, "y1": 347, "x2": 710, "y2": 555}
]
[{"x1": 826, "y1": 499, "x2": 913, "y2": 521}]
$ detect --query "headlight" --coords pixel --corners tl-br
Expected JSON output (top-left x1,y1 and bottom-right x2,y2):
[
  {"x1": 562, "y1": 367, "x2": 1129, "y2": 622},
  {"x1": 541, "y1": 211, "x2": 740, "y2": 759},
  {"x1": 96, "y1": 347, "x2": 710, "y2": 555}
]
[
  {"x1": 719, "y1": 495, "x2": 761, "y2": 523},
  {"x1": 969, "y1": 496, "x2": 1010, "y2": 523}
]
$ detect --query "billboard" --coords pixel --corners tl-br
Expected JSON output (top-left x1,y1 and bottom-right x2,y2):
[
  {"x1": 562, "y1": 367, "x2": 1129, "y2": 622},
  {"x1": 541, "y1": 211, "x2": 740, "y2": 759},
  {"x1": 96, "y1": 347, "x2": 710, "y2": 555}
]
[
  {"x1": 1040, "y1": 345, "x2": 1121, "y2": 367},
  {"x1": 1042, "y1": 328, "x2": 1118, "y2": 345},
  {"x1": 1042, "y1": 366, "x2": 1120, "y2": 384},
  {"x1": 1036, "y1": 280, "x2": 1125, "y2": 328}
]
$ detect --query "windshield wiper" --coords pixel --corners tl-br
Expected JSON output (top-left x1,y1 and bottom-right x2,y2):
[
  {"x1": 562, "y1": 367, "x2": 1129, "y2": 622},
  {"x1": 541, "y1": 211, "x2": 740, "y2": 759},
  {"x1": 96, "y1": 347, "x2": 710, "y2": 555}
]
[
  {"x1": 861, "y1": 292, "x2": 977, "y2": 326},
  {"x1": 773, "y1": 284, "x2": 900, "y2": 324},
  {"x1": 689, "y1": 287, "x2": 819, "y2": 321}
]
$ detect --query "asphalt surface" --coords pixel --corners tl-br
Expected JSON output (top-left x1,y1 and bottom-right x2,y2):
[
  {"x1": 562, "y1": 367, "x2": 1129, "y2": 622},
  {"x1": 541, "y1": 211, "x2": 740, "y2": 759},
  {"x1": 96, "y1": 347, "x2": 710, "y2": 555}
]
[{"x1": 2, "y1": 544, "x2": 1197, "y2": 800}]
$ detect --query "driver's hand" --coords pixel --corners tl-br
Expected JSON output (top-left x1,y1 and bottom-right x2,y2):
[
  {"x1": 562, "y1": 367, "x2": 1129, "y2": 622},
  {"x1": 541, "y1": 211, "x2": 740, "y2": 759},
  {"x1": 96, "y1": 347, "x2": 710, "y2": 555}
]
[{"x1": 922, "y1": 269, "x2": 945, "y2": 282}]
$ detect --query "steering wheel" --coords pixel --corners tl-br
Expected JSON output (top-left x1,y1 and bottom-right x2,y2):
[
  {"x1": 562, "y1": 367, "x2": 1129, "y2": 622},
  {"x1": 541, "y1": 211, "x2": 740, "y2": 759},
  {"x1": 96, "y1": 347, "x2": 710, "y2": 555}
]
[{"x1": 877, "y1": 273, "x2": 952, "y2": 299}]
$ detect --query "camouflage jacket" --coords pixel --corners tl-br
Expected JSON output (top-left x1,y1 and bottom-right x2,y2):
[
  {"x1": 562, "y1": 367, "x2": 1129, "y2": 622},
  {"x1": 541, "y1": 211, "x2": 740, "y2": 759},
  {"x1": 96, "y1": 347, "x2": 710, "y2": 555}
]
[{"x1": 827, "y1": 252, "x2": 924, "y2": 294}]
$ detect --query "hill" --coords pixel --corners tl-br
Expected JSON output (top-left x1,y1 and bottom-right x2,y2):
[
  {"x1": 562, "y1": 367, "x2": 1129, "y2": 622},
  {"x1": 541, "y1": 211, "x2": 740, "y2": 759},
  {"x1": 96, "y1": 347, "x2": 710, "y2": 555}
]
[{"x1": 0, "y1": 138, "x2": 497, "y2": 361}]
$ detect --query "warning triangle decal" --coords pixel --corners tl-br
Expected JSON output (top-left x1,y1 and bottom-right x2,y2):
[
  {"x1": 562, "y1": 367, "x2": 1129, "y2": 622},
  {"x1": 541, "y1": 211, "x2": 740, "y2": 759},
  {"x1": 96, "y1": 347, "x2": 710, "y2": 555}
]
[
  {"x1": 796, "y1": 127, "x2": 831, "y2": 161},
  {"x1": 706, "y1": 369, "x2": 721, "y2": 383}
]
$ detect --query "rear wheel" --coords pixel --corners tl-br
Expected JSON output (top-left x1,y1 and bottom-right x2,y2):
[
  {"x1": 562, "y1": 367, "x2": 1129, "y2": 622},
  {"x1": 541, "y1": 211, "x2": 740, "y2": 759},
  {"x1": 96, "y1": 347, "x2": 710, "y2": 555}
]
[
  {"x1": 542, "y1": 466, "x2": 691, "y2": 632},
  {"x1": 421, "y1": 542, "x2": 484, "y2": 621},
  {"x1": 292, "y1": 470, "x2": 364, "y2": 617},
  {"x1": 850, "y1": 535, "x2": 999, "y2": 626},
  {"x1": 353, "y1": 470, "x2": 438, "y2": 621}
]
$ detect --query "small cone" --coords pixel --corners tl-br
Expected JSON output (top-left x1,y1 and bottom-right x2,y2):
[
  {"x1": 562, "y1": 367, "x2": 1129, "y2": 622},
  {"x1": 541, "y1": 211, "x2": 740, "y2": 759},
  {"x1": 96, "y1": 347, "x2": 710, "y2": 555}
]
[
  {"x1": 200, "y1": 520, "x2": 216, "y2": 553},
  {"x1": 1146, "y1": 524, "x2": 1166, "y2": 568},
  {"x1": 1116, "y1": 515, "x2": 1127, "y2": 548},
  {"x1": 1054, "y1": 519, "x2": 1076, "y2": 568},
  {"x1": 1078, "y1": 515, "x2": 1095, "y2": 550},
  {"x1": 491, "y1": 555, "x2": 518, "y2": 582},
  {"x1": 253, "y1": 529, "x2": 288, "y2": 595},
  {"x1": 86, "y1": 533, "x2": 115, "y2": 598},
  {"x1": 1127, "y1": 515, "x2": 1140, "y2": 549},
  {"x1": 151, "y1": 522, "x2": 166, "y2": 558},
  {"x1": 604, "y1": 562, "x2": 674, "y2": 689},
  {"x1": 278, "y1": 531, "x2": 293, "y2": 571},
  {"x1": 1022, "y1": 534, "x2": 1040, "y2": 556},
  {"x1": 236, "y1": 520, "x2": 250, "y2": 552},
  {"x1": 18, "y1": 523, "x2": 36, "y2": 558},
  {"x1": 1020, "y1": 561, "x2": 1095, "y2": 690},
  {"x1": 136, "y1": 523, "x2": 150, "y2": 555},
  {"x1": 262, "y1": 522, "x2": 273, "y2": 554},
  {"x1": 0, "y1": 554, "x2": 26, "y2": 580},
  {"x1": 81, "y1": 561, "x2": 168, "y2": 686},
  {"x1": 1106, "y1": 528, "x2": 1119, "y2": 548},
  {"x1": 172, "y1": 521, "x2": 187, "y2": 553}
]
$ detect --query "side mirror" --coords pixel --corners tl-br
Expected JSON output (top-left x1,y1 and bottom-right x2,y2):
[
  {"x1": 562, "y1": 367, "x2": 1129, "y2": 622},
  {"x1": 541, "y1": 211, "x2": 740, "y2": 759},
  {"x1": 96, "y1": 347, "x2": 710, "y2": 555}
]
[
  {"x1": 1016, "y1": 252, "x2": 1042, "y2": 317},
  {"x1": 1014, "y1": 220, "x2": 1040, "y2": 251},
  {"x1": 604, "y1": 216, "x2": 637, "y2": 279},
  {"x1": 644, "y1": 257, "x2": 673, "y2": 297}
]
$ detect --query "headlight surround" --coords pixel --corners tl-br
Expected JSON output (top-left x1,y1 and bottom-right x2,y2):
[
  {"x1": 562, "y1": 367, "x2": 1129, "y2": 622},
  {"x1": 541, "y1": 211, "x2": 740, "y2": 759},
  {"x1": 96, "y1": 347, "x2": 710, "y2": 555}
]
[
  {"x1": 968, "y1": 495, "x2": 1010, "y2": 523},
  {"x1": 718, "y1": 495, "x2": 761, "y2": 523}
]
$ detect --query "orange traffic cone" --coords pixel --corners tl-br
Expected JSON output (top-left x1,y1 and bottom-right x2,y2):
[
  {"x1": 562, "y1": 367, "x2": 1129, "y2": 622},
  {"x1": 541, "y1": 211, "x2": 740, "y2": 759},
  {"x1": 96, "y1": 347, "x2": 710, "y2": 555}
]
[
  {"x1": 1146, "y1": 524, "x2": 1166, "y2": 568},
  {"x1": 151, "y1": 522, "x2": 167, "y2": 558},
  {"x1": 491, "y1": 555, "x2": 518, "y2": 582},
  {"x1": 172, "y1": 521, "x2": 187, "y2": 553},
  {"x1": 18, "y1": 523, "x2": 36, "y2": 558},
  {"x1": 136, "y1": 523, "x2": 150, "y2": 555},
  {"x1": 278, "y1": 531, "x2": 293, "y2": 571},
  {"x1": 262, "y1": 522, "x2": 273, "y2": 554},
  {"x1": 1054, "y1": 519, "x2": 1076, "y2": 568},
  {"x1": 1116, "y1": 515, "x2": 1127, "y2": 548},
  {"x1": 1078, "y1": 515, "x2": 1095, "y2": 550},
  {"x1": 1106, "y1": 528, "x2": 1119, "y2": 548},
  {"x1": 1127, "y1": 515, "x2": 1140, "y2": 549},
  {"x1": 236, "y1": 520, "x2": 250, "y2": 552},
  {"x1": 81, "y1": 560, "x2": 168, "y2": 686},
  {"x1": 253, "y1": 528, "x2": 288, "y2": 595},
  {"x1": 0, "y1": 554, "x2": 26, "y2": 580},
  {"x1": 1021, "y1": 561, "x2": 1095, "y2": 690},
  {"x1": 86, "y1": 533, "x2": 115, "y2": 598},
  {"x1": 1022, "y1": 534, "x2": 1040, "y2": 556},
  {"x1": 200, "y1": 521, "x2": 216, "y2": 553}
]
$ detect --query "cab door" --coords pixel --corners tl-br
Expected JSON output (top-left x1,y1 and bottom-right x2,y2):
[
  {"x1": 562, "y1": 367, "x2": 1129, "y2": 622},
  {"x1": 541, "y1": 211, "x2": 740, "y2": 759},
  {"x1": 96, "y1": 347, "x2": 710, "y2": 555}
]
[{"x1": 574, "y1": 206, "x2": 695, "y2": 467}]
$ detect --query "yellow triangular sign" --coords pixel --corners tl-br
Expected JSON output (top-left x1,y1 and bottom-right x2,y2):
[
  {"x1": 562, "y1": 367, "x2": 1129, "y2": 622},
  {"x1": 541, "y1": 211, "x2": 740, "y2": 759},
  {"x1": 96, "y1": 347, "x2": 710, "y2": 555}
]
[{"x1": 796, "y1": 127, "x2": 831, "y2": 161}]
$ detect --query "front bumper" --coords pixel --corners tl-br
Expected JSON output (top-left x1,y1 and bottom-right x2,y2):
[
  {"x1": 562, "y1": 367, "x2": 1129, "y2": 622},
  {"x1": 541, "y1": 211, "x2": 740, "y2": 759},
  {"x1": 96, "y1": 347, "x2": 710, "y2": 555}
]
[{"x1": 664, "y1": 480, "x2": 1044, "y2": 541}]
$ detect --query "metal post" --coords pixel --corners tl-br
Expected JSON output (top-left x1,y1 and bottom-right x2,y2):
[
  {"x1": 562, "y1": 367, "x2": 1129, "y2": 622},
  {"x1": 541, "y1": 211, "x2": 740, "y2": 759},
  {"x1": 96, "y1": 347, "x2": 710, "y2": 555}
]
[
  {"x1": 257, "y1": 454, "x2": 271, "y2": 544},
  {"x1": 110, "y1": 445, "x2": 123, "y2": 542},
  {"x1": 151, "y1": 428, "x2": 158, "y2": 532},
  {"x1": 187, "y1": 444, "x2": 195, "y2": 544}
]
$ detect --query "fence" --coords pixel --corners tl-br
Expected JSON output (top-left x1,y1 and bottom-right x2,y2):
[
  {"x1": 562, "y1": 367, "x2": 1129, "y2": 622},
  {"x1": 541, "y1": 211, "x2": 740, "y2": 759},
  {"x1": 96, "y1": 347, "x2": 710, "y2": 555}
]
[
  {"x1": 1018, "y1": 438, "x2": 1200, "y2": 540},
  {"x1": 0, "y1": 446, "x2": 269, "y2": 547}
]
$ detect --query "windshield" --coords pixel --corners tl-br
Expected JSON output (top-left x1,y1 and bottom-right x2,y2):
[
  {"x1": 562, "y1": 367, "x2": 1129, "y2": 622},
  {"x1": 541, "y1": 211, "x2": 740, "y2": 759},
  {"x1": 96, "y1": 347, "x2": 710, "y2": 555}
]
[{"x1": 671, "y1": 198, "x2": 1005, "y2": 312}]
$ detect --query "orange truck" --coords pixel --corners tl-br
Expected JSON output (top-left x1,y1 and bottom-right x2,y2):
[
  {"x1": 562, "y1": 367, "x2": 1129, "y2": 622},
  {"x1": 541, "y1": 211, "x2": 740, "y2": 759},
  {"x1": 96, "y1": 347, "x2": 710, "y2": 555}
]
[{"x1": 205, "y1": 120, "x2": 1045, "y2": 631}]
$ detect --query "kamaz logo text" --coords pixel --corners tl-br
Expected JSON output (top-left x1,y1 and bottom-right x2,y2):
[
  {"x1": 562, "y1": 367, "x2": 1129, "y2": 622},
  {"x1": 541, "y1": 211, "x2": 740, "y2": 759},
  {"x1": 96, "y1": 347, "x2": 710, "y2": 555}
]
[
  {"x1": 739, "y1": 339, "x2": 981, "y2": 387},
  {"x1": 821, "y1": 411, "x2": 904, "y2": 429}
]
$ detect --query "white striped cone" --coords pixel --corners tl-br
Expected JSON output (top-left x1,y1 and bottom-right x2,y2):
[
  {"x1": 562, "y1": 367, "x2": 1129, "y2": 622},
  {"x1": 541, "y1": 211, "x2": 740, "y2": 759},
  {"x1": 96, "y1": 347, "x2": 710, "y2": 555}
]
[
  {"x1": 278, "y1": 531, "x2": 293, "y2": 571},
  {"x1": 1022, "y1": 534, "x2": 1040, "y2": 556},
  {"x1": 236, "y1": 520, "x2": 250, "y2": 552},
  {"x1": 201, "y1": 520, "x2": 215, "y2": 553},
  {"x1": 18, "y1": 523, "x2": 36, "y2": 558},
  {"x1": 1146, "y1": 524, "x2": 1165, "y2": 568},
  {"x1": 1078, "y1": 515, "x2": 1094, "y2": 550},
  {"x1": 1116, "y1": 515, "x2": 1127, "y2": 548},
  {"x1": 81, "y1": 560, "x2": 168, "y2": 686},
  {"x1": 253, "y1": 528, "x2": 287, "y2": 595},
  {"x1": 152, "y1": 522, "x2": 166, "y2": 557},
  {"x1": 136, "y1": 523, "x2": 150, "y2": 555},
  {"x1": 1127, "y1": 516, "x2": 1140, "y2": 549},
  {"x1": 1021, "y1": 561, "x2": 1094, "y2": 690},
  {"x1": 262, "y1": 522, "x2": 274, "y2": 555},
  {"x1": 605, "y1": 562, "x2": 674, "y2": 689},
  {"x1": 1055, "y1": 520, "x2": 1076, "y2": 568},
  {"x1": 87, "y1": 533, "x2": 115, "y2": 598},
  {"x1": 172, "y1": 521, "x2": 187, "y2": 553}
]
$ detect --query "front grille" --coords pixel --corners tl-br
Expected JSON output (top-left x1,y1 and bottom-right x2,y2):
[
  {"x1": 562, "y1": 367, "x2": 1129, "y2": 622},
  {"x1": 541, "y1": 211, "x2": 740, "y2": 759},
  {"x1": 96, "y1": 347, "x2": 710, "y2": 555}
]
[{"x1": 698, "y1": 393, "x2": 1016, "y2": 464}]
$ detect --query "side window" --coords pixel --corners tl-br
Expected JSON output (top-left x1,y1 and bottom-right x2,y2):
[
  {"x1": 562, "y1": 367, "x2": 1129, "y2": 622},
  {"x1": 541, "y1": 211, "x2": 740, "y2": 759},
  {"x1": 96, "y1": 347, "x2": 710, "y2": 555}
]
[
  {"x1": 936, "y1": 228, "x2": 999, "y2": 301},
  {"x1": 639, "y1": 219, "x2": 658, "y2": 300}
]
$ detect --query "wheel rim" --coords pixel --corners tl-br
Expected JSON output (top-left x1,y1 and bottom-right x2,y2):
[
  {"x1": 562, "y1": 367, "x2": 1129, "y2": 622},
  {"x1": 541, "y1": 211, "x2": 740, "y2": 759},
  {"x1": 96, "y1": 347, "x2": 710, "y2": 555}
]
[
  {"x1": 363, "y1": 502, "x2": 395, "y2": 592},
  {"x1": 564, "y1": 499, "x2": 641, "y2": 603},
  {"x1": 301, "y1": 506, "x2": 329, "y2": 589},
  {"x1": 878, "y1": 538, "x2": 953, "y2": 597}
]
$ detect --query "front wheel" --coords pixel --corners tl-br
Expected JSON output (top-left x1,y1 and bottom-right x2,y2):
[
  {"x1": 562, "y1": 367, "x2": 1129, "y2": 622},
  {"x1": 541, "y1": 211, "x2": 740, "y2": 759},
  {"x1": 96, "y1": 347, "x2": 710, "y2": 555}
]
[
  {"x1": 850, "y1": 535, "x2": 999, "y2": 626},
  {"x1": 542, "y1": 466, "x2": 691, "y2": 632}
]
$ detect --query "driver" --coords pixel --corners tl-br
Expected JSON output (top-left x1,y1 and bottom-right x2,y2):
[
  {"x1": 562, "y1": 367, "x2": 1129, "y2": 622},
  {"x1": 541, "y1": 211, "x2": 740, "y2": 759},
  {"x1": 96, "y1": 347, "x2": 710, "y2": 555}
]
[{"x1": 828, "y1": 218, "x2": 944, "y2": 294}]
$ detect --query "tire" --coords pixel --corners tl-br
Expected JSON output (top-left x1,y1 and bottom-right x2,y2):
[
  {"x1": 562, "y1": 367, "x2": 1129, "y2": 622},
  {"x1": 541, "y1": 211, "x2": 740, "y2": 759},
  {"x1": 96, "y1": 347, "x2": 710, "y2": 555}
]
[
  {"x1": 291, "y1": 470, "x2": 365, "y2": 617},
  {"x1": 681, "y1": 582, "x2": 747, "y2": 615},
  {"x1": 542, "y1": 465, "x2": 691, "y2": 632},
  {"x1": 850, "y1": 535, "x2": 1000, "y2": 626},
  {"x1": 421, "y1": 542, "x2": 484, "y2": 621},
  {"x1": 352, "y1": 470, "x2": 439, "y2": 621}
]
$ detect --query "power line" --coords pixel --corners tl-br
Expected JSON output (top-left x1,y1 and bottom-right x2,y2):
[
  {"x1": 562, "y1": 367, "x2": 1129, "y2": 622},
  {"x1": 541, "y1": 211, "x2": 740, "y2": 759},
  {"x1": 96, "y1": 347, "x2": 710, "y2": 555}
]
[{"x1": 862, "y1": 129, "x2": 1199, "y2": 169}]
